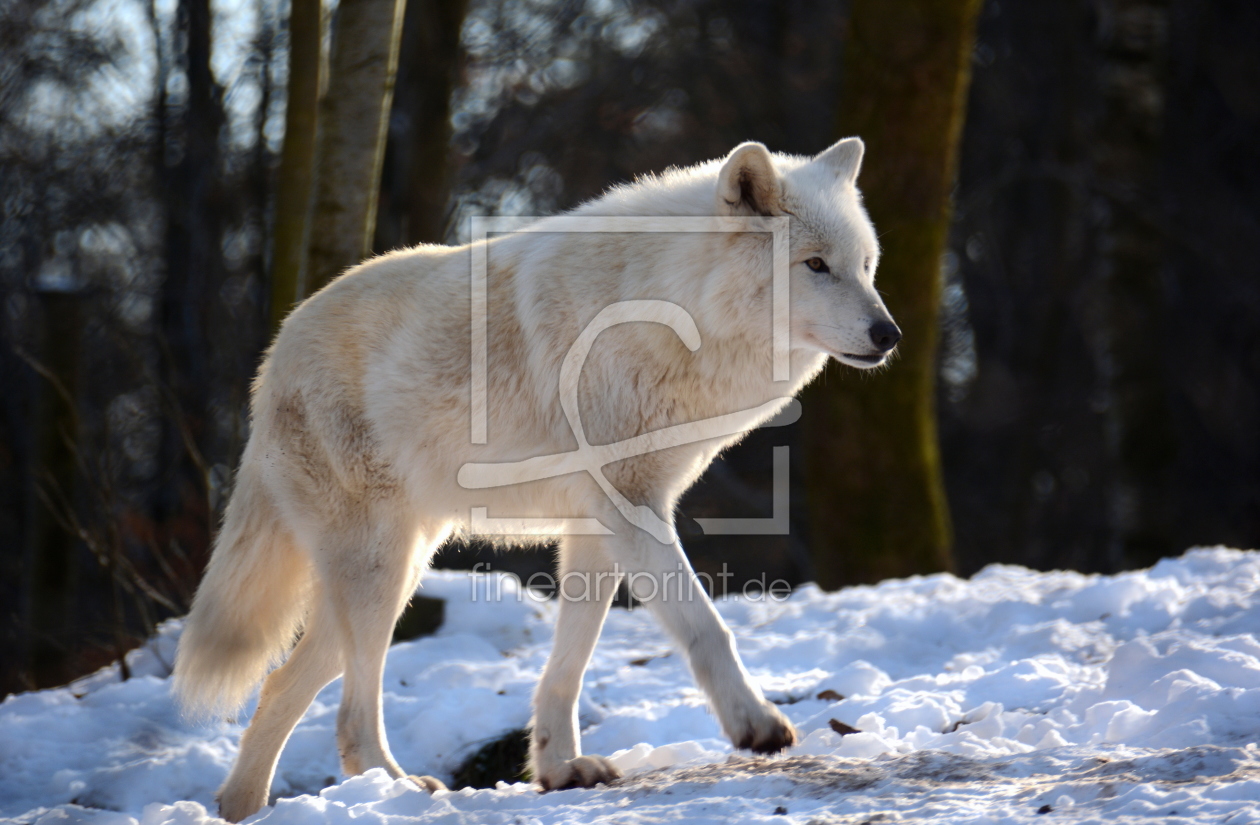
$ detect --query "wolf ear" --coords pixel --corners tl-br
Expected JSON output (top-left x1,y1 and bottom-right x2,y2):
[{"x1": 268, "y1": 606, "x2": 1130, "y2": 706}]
[
  {"x1": 815, "y1": 137, "x2": 865, "y2": 184},
  {"x1": 716, "y1": 142, "x2": 782, "y2": 216}
]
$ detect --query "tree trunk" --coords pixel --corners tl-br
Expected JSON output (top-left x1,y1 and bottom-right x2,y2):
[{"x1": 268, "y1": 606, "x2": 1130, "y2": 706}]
[
  {"x1": 268, "y1": 0, "x2": 325, "y2": 334},
  {"x1": 306, "y1": 0, "x2": 408, "y2": 294},
  {"x1": 802, "y1": 0, "x2": 982, "y2": 588},
  {"x1": 25, "y1": 289, "x2": 83, "y2": 688},
  {"x1": 1093, "y1": 0, "x2": 1175, "y2": 571},
  {"x1": 161, "y1": 0, "x2": 223, "y2": 410},
  {"x1": 156, "y1": 0, "x2": 223, "y2": 564},
  {"x1": 401, "y1": 0, "x2": 467, "y2": 246}
]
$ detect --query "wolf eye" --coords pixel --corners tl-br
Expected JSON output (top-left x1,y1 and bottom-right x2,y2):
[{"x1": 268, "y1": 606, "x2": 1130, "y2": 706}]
[
  {"x1": 864, "y1": 256, "x2": 873, "y2": 273},
  {"x1": 805, "y1": 257, "x2": 830, "y2": 273}
]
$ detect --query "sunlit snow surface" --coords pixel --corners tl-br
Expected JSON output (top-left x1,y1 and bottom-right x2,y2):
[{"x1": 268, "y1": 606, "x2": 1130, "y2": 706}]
[{"x1": 4, "y1": 547, "x2": 1260, "y2": 824}]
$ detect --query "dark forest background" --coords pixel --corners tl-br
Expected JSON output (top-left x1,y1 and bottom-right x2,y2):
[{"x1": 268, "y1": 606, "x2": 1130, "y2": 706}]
[{"x1": 1, "y1": 0, "x2": 1257, "y2": 696}]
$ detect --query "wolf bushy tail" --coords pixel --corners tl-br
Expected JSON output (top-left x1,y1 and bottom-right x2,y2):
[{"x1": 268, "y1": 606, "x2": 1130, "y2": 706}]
[{"x1": 173, "y1": 468, "x2": 313, "y2": 718}]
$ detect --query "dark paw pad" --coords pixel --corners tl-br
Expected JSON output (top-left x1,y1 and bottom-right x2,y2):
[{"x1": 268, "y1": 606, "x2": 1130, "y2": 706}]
[
  {"x1": 749, "y1": 722, "x2": 797, "y2": 754},
  {"x1": 733, "y1": 710, "x2": 798, "y2": 755},
  {"x1": 538, "y1": 755, "x2": 622, "y2": 791}
]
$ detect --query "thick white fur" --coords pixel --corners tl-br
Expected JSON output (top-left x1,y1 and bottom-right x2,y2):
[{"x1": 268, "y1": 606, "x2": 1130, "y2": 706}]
[{"x1": 172, "y1": 138, "x2": 895, "y2": 821}]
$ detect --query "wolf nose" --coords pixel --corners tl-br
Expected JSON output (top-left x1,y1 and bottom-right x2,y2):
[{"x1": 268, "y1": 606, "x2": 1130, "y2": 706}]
[
  {"x1": 871, "y1": 319, "x2": 902, "y2": 352},
  {"x1": 869, "y1": 321, "x2": 902, "y2": 352}
]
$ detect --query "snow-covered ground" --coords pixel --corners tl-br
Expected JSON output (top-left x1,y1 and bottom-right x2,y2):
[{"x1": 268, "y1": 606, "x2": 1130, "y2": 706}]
[{"x1": 4, "y1": 547, "x2": 1260, "y2": 825}]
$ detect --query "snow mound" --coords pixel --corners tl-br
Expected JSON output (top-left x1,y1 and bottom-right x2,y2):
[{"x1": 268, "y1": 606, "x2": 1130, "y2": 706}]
[{"x1": 2, "y1": 546, "x2": 1258, "y2": 824}]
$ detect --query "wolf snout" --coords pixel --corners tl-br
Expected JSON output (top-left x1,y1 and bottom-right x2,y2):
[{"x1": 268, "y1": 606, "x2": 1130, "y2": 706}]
[{"x1": 869, "y1": 320, "x2": 902, "y2": 353}]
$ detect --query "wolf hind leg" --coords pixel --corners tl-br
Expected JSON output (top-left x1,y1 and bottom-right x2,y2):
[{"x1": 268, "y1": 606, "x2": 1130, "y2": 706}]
[
  {"x1": 323, "y1": 516, "x2": 446, "y2": 793},
  {"x1": 217, "y1": 593, "x2": 343, "y2": 823},
  {"x1": 530, "y1": 536, "x2": 621, "y2": 790}
]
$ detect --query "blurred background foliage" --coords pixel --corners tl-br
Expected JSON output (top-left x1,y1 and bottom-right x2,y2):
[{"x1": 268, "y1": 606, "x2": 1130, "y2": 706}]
[{"x1": 1, "y1": 0, "x2": 1257, "y2": 696}]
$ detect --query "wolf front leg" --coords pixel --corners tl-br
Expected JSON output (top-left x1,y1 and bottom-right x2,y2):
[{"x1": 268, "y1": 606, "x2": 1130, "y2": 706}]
[
  {"x1": 613, "y1": 526, "x2": 797, "y2": 754},
  {"x1": 530, "y1": 535, "x2": 622, "y2": 790}
]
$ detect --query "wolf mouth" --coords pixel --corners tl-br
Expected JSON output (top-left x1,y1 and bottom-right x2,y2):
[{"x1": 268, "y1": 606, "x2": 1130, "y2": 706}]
[{"x1": 841, "y1": 352, "x2": 885, "y2": 365}]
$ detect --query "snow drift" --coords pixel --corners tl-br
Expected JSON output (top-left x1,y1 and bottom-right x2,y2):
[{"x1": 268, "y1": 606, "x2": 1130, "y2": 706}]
[{"x1": 2, "y1": 546, "x2": 1259, "y2": 824}]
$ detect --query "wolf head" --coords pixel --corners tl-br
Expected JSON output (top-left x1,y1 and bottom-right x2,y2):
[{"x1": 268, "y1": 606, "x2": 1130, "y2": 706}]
[{"x1": 715, "y1": 138, "x2": 900, "y2": 370}]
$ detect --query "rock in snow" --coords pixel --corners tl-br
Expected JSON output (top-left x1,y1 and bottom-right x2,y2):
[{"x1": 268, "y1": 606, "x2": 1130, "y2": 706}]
[{"x1": 2, "y1": 547, "x2": 1259, "y2": 824}]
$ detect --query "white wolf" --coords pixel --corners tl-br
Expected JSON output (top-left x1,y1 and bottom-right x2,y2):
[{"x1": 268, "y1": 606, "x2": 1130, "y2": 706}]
[{"x1": 172, "y1": 137, "x2": 899, "y2": 821}]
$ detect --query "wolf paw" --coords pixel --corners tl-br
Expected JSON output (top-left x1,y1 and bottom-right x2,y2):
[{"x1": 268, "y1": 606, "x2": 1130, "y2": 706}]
[
  {"x1": 407, "y1": 774, "x2": 448, "y2": 793},
  {"x1": 729, "y1": 700, "x2": 798, "y2": 754},
  {"x1": 536, "y1": 755, "x2": 622, "y2": 791},
  {"x1": 217, "y1": 786, "x2": 268, "y2": 824}
]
